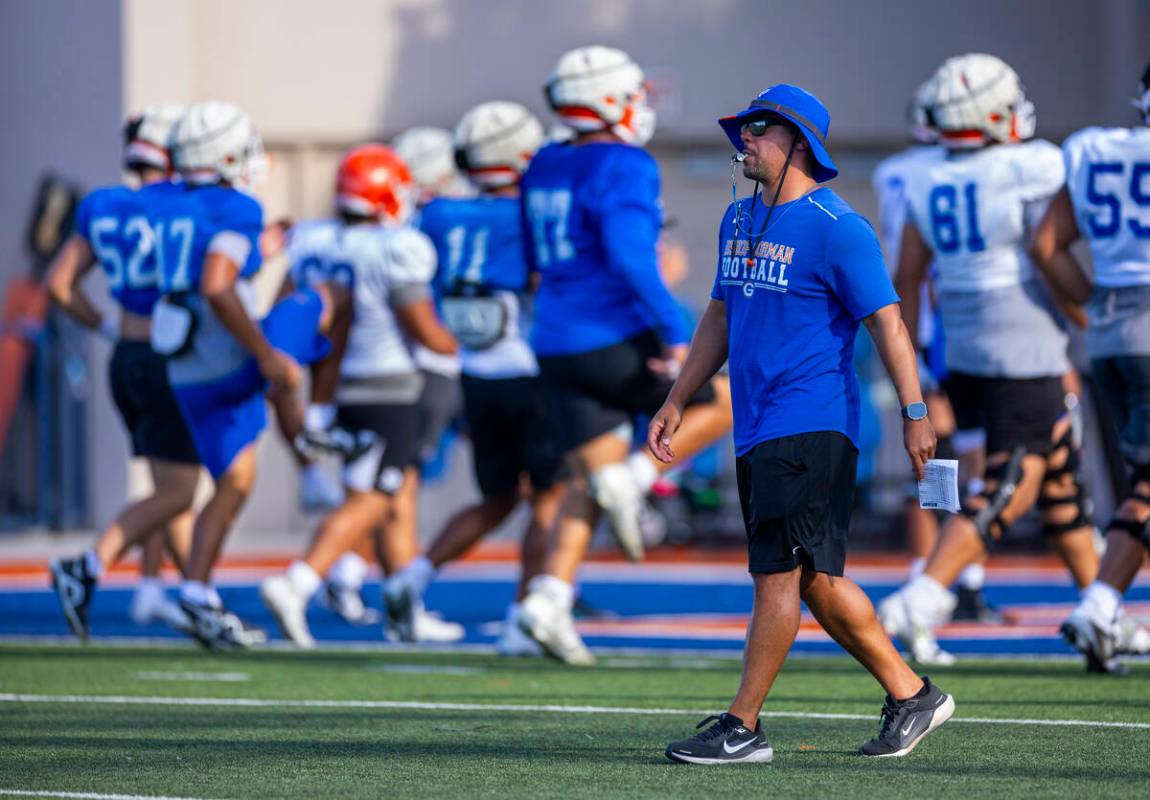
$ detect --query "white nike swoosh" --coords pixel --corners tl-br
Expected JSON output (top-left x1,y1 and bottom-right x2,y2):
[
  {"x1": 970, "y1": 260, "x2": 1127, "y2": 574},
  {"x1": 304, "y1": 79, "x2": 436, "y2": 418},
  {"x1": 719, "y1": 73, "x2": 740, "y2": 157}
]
[
  {"x1": 901, "y1": 722, "x2": 916, "y2": 736},
  {"x1": 722, "y1": 738, "x2": 758, "y2": 754}
]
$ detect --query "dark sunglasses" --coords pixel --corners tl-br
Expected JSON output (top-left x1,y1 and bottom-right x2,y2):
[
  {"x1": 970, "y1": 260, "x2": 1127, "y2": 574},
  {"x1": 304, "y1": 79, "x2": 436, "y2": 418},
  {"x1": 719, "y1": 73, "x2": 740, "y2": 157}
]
[{"x1": 741, "y1": 118, "x2": 789, "y2": 137}]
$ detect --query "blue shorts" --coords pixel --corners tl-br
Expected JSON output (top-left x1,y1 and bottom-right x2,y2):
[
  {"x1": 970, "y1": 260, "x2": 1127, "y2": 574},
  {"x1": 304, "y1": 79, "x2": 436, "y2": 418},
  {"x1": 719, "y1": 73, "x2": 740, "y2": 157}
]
[{"x1": 174, "y1": 289, "x2": 330, "y2": 478}]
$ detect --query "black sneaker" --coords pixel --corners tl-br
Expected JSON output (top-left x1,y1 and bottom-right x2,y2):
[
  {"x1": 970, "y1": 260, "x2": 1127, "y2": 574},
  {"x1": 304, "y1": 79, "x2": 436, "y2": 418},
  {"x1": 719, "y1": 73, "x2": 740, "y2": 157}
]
[
  {"x1": 665, "y1": 713, "x2": 774, "y2": 765},
  {"x1": 180, "y1": 600, "x2": 254, "y2": 652},
  {"x1": 858, "y1": 676, "x2": 955, "y2": 757},
  {"x1": 318, "y1": 582, "x2": 382, "y2": 626},
  {"x1": 952, "y1": 586, "x2": 1003, "y2": 624},
  {"x1": 49, "y1": 557, "x2": 95, "y2": 640}
]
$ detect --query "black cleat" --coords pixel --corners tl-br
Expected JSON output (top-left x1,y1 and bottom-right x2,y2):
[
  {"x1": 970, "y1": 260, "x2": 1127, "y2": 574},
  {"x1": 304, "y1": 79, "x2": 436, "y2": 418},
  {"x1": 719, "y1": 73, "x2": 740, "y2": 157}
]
[
  {"x1": 858, "y1": 676, "x2": 955, "y2": 757},
  {"x1": 49, "y1": 557, "x2": 96, "y2": 640},
  {"x1": 952, "y1": 586, "x2": 1003, "y2": 624},
  {"x1": 179, "y1": 600, "x2": 258, "y2": 652},
  {"x1": 665, "y1": 713, "x2": 774, "y2": 765},
  {"x1": 318, "y1": 582, "x2": 382, "y2": 626},
  {"x1": 1060, "y1": 610, "x2": 1125, "y2": 675}
]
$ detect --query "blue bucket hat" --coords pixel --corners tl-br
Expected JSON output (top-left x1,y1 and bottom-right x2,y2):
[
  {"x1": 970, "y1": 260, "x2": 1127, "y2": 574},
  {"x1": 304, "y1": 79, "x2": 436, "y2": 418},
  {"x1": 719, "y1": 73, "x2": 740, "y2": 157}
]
[{"x1": 719, "y1": 84, "x2": 838, "y2": 182}]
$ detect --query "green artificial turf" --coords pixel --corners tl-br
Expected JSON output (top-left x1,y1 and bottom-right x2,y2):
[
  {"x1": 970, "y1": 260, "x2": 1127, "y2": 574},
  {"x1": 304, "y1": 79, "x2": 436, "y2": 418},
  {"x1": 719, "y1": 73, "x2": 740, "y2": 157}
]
[{"x1": 0, "y1": 644, "x2": 1148, "y2": 799}]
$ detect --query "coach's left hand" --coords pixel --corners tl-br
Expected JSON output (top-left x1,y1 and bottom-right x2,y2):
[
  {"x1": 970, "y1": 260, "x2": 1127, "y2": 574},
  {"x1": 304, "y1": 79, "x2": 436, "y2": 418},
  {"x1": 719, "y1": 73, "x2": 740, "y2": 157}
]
[
  {"x1": 648, "y1": 400, "x2": 684, "y2": 464},
  {"x1": 904, "y1": 418, "x2": 937, "y2": 481}
]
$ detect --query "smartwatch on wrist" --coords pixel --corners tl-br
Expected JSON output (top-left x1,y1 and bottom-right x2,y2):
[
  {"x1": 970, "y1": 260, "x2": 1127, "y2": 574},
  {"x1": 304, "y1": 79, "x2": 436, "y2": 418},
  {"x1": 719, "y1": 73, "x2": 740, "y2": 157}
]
[{"x1": 901, "y1": 401, "x2": 928, "y2": 421}]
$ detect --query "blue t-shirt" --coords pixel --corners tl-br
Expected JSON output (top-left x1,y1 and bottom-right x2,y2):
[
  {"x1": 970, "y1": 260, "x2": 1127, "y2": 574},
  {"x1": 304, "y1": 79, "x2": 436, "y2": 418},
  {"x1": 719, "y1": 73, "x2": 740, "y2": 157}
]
[
  {"x1": 74, "y1": 184, "x2": 177, "y2": 316},
  {"x1": 146, "y1": 182, "x2": 264, "y2": 294},
  {"x1": 711, "y1": 188, "x2": 897, "y2": 454},
  {"x1": 520, "y1": 141, "x2": 690, "y2": 356},
  {"x1": 420, "y1": 195, "x2": 530, "y2": 294}
]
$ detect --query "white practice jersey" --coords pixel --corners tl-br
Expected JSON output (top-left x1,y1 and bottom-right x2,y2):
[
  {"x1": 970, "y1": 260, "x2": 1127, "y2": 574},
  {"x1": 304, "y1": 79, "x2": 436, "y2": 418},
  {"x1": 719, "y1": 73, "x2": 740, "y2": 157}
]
[
  {"x1": 904, "y1": 140, "x2": 1069, "y2": 378},
  {"x1": 1063, "y1": 126, "x2": 1150, "y2": 288},
  {"x1": 872, "y1": 145, "x2": 944, "y2": 346},
  {"x1": 287, "y1": 220, "x2": 435, "y2": 381}
]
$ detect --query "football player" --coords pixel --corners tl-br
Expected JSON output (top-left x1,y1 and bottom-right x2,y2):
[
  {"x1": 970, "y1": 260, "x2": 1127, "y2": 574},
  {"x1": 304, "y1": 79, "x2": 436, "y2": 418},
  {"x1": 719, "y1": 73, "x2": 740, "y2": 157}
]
[
  {"x1": 313, "y1": 127, "x2": 469, "y2": 643},
  {"x1": 516, "y1": 46, "x2": 734, "y2": 664},
  {"x1": 47, "y1": 106, "x2": 200, "y2": 638},
  {"x1": 383, "y1": 101, "x2": 560, "y2": 656},
  {"x1": 877, "y1": 54, "x2": 1100, "y2": 664},
  {"x1": 148, "y1": 102, "x2": 346, "y2": 649},
  {"x1": 259, "y1": 144, "x2": 459, "y2": 648},
  {"x1": 1034, "y1": 62, "x2": 1150, "y2": 673},
  {"x1": 871, "y1": 83, "x2": 998, "y2": 623}
]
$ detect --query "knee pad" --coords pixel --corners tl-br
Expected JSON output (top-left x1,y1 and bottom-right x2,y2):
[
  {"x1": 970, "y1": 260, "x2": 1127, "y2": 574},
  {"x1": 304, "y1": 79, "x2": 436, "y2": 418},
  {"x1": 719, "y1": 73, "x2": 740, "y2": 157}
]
[
  {"x1": 1109, "y1": 464, "x2": 1150, "y2": 551},
  {"x1": 961, "y1": 445, "x2": 1027, "y2": 548},
  {"x1": 1038, "y1": 428, "x2": 1091, "y2": 537}
]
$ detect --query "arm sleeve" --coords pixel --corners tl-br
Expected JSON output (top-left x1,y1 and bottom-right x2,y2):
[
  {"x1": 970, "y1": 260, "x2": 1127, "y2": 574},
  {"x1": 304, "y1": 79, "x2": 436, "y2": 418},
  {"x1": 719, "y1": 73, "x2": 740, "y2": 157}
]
[
  {"x1": 594, "y1": 151, "x2": 691, "y2": 345},
  {"x1": 824, "y1": 213, "x2": 900, "y2": 320}
]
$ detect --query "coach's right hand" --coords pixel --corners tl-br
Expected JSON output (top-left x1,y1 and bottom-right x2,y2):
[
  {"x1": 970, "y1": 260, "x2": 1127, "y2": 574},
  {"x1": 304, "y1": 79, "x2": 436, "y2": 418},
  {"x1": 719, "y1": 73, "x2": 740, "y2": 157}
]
[
  {"x1": 259, "y1": 348, "x2": 302, "y2": 396},
  {"x1": 648, "y1": 399, "x2": 684, "y2": 465}
]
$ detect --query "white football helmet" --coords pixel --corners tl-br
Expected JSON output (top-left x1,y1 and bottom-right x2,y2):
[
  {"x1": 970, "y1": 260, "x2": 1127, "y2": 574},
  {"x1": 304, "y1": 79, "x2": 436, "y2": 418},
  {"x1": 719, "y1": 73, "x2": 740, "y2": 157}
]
[
  {"x1": 925, "y1": 53, "x2": 1035, "y2": 149},
  {"x1": 454, "y1": 101, "x2": 544, "y2": 190},
  {"x1": 907, "y1": 80, "x2": 937, "y2": 144},
  {"x1": 123, "y1": 104, "x2": 185, "y2": 172},
  {"x1": 170, "y1": 101, "x2": 266, "y2": 186},
  {"x1": 391, "y1": 126, "x2": 471, "y2": 202},
  {"x1": 543, "y1": 45, "x2": 655, "y2": 145},
  {"x1": 1133, "y1": 62, "x2": 1150, "y2": 124}
]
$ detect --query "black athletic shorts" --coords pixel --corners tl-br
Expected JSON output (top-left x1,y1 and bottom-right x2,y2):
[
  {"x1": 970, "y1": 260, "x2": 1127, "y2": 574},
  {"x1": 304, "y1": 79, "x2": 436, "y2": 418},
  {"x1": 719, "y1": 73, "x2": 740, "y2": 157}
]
[
  {"x1": 736, "y1": 431, "x2": 858, "y2": 576},
  {"x1": 1092, "y1": 355, "x2": 1150, "y2": 467},
  {"x1": 337, "y1": 402, "x2": 421, "y2": 495},
  {"x1": 942, "y1": 372, "x2": 1064, "y2": 456},
  {"x1": 412, "y1": 370, "x2": 462, "y2": 466},
  {"x1": 537, "y1": 329, "x2": 717, "y2": 452},
  {"x1": 462, "y1": 374, "x2": 562, "y2": 498},
  {"x1": 108, "y1": 340, "x2": 199, "y2": 464}
]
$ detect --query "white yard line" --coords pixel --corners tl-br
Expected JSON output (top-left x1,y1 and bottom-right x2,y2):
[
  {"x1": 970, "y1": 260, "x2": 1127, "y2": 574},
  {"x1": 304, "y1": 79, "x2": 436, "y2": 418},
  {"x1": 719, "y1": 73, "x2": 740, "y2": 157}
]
[
  {"x1": 0, "y1": 791, "x2": 222, "y2": 800},
  {"x1": 133, "y1": 672, "x2": 251, "y2": 683},
  {"x1": 1, "y1": 692, "x2": 1148, "y2": 730}
]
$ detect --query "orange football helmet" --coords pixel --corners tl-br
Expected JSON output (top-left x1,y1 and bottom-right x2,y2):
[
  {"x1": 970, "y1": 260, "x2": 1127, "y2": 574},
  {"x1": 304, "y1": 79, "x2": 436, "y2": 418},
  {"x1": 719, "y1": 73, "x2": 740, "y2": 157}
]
[{"x1": 335, "y1": 145, "x2": 415, "y2": 224}]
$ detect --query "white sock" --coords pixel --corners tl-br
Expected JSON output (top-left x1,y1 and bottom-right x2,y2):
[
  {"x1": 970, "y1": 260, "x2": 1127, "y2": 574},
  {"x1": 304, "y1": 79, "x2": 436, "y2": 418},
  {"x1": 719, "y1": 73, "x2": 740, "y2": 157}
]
[
  {"x1": 626, "y1": 452, "x2": 659, "y2": 493},
  {"x1": 403, "y1": 555, "x2": 436, "y2": 597},
  {"x1": 958, "y1": 563, "x2": 985, "y2": 591},
  {"x1": 329, "y1": 552, "x2": 369, "y2": 590},
  {"x1": 286, "y1": 560, "x2": 323, "y2": 599},
  {"x1": 904, "y1": 574, "x2": 955, "y2": 627},
  {"x1": 135, "y1": 577, "x2": 162, "y2": 594},
  {"x1": 180, "y1": 581, "x2": 221, "y2": 609},
  {"x1": 528, "y1": 574, "x2": 574, "y2": 612},
  {"x1": 1081, "y1": 581, "x2": 1122, "y2": 626},
  {"x1": 908, "y1": 557, "x2": 927, "y2": 580},
  {"x1": 83, "y1": 549, "x2": 104, "y2": 578}
]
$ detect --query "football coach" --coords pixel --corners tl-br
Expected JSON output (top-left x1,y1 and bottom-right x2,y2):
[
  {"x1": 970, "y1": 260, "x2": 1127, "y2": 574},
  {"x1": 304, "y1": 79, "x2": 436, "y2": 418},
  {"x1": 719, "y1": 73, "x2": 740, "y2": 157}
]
[{"x1": 649, "y1": 84, "x2": 954, "y2": 764}]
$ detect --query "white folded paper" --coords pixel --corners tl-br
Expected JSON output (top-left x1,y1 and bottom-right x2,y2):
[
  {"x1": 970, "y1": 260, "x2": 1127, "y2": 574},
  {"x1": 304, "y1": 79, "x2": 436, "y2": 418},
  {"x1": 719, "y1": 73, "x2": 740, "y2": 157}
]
[{"x1": 918, "y1": 458, "x2": 960, "y2": 513}]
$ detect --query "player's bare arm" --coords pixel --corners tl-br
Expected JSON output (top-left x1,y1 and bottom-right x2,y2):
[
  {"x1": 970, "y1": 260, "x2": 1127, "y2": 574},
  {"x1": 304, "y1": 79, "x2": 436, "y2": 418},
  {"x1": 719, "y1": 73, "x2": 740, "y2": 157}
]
[
  {"x1": 863, "y1": 302, "x2": 936, "y2": 480},
  {"x1": 893, "y1": 220, "x2": 931, "y2": 345},
  {"x1": 1031, "y1": 187, "x2": 1092, "y2": 305},
  {"x1": 45, "y1": 234, "x2": 105, "y2": 332},
  {"x1": 648, "y1": 297, "x2": 728, "y2": 463},
  {"x1": 395, "y1": 298, "x2": 458, "y2": 356}
]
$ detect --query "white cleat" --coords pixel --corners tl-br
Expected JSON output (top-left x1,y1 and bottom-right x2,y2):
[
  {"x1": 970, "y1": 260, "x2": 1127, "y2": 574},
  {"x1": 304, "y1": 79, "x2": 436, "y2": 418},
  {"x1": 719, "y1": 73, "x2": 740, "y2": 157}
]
[
  {"x1": 519, "y1": 590, "x2": 595, "y2": 666},
  {"x1": 878, "y1": 591, "x2": 955, "y2": 667},
  {"x1": 1061, "y1": 606, "x2": 1121, "y2": 673},
  {"x1": 497, "y1": 607, "x2": 544, "y2": 657},
  {"x1": 129, "y1": 582, "x2": 191, "y2": 631},
  {"x1": 1115, "y1": 609, "x2": 1150, "y2": 655},
  {"x1": 590, "y1": 462, "x2": 645, "y2": 562},
  {"x1": 260, "y1": 575, "x2": 315, "y2": 649},
  {"x1": 300, "y1": 467, "x2": 344, "y2": 513},
  {"x1": 385, "y1": 604, "x2": 465, "y2": 643}
]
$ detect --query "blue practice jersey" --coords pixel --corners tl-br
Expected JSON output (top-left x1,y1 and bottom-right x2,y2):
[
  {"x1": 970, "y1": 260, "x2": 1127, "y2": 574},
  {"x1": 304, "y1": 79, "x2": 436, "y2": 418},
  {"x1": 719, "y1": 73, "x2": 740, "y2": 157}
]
[
  {"x1": 146, "y1": 182, "x2": 264, "y2": 295},
  {"x1": 73, "y1": 184, "x2": 176, "y2": 316},
  {"x1": 711, "y1": 188, "x2": 897, "y2": 454},
  {"x1": 520, "y1": 141, "x2": 690, "y2": 357},
  {"x1": 420, "y1": 195, "x2": 538, "y2": 378}
]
